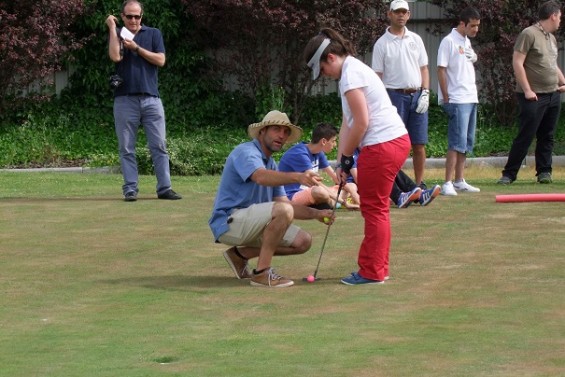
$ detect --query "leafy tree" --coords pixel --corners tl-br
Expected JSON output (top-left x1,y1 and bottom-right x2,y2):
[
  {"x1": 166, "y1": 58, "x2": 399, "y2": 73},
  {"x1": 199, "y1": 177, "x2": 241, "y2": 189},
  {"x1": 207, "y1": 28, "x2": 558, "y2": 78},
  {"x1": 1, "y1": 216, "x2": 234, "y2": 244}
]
[
  {"x1": 428, "y1": 0, "x2": 565, "y2": 126},
  {"x1": 182, "y1": 0, "x2": 390, "y2": 123},
  {"x1": 62, "y1": 0, "x2": 247, "y2": 131},
  {"x1": 0, "y1": 0, "x2": 87, "y2": 114},
  {"x1": 63, "y1": 0, "x2": 198, "y2": 105}
]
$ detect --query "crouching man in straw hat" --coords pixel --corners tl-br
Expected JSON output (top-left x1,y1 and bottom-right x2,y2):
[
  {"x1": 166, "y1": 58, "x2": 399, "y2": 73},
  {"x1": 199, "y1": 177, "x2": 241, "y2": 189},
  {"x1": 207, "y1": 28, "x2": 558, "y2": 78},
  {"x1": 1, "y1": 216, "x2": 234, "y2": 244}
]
[{"x1": 209, "y1": 110, "x2": 336, "y2": 288}]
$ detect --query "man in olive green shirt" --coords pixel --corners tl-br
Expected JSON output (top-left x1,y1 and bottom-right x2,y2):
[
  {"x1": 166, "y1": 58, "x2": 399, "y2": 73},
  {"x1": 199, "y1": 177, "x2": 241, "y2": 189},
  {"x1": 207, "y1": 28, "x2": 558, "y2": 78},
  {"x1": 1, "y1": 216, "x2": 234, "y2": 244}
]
[{"x1": 498, "y1": 0, "x2": 565, "y2": 185}]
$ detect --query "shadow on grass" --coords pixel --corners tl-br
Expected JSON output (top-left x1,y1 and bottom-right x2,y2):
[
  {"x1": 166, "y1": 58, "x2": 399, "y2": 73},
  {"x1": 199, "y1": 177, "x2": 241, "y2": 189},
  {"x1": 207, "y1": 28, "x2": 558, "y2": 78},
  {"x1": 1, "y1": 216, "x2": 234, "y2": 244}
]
[
  {"x1": 0, "y1": 196, "x2": 168, "y2": 201},
  {"x1": 0, "y1": 196, "x2": 124, "y2": 201},
  {"x1": 99, "y1": 274, "x2": 347, "y2": 291},
  {"x1": 100, "y1": 275, "x2": 250, "y2": 290}
]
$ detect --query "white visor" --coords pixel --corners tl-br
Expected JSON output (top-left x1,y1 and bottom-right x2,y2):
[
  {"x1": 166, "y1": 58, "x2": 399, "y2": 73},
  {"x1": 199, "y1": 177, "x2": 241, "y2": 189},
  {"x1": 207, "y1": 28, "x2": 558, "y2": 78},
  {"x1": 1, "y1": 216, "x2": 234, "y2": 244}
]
[{"x1": 307, "y1": 38, "x2": 331, "y2": 80}]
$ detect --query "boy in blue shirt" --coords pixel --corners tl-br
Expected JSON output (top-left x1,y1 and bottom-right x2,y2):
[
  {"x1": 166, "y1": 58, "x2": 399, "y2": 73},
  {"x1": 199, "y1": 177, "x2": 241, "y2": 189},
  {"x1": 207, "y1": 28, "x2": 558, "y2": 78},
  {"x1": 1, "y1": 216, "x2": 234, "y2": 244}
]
[{"x1": 279, "y1": 123, "x2": 359, "y2": 209}]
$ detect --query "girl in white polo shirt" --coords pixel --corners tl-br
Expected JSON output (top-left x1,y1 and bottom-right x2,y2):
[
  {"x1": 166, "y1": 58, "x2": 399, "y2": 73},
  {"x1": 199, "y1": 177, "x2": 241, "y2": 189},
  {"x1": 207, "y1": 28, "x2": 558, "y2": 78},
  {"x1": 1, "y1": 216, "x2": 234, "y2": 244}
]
[{"x1": 303, "y1": 28, "x2": 411, "y2": 285}]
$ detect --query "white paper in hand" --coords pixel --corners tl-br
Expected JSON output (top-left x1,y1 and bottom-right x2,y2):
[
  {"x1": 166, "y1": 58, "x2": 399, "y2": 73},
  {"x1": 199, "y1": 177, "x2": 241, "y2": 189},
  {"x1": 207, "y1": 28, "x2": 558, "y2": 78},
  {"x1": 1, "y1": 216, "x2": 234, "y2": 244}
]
[{"x1": 120, "y1": 27, "x2": 135, "y2": 41}]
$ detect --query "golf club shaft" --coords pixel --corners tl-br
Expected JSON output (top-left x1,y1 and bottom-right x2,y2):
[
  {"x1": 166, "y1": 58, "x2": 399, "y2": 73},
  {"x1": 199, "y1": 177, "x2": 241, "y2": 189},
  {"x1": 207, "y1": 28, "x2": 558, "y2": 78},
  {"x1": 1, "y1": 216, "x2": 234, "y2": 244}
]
[{"x1": 313, "y1": 182, "x2": 344, "y2": 278}]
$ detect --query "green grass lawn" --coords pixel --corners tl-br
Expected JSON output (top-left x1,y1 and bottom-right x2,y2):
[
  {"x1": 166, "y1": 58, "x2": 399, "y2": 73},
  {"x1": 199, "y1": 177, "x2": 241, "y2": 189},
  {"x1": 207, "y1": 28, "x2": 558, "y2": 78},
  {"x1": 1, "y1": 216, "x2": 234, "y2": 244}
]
[{"x1": 1, "y1": 167, "x2": 564, "y2": 377}]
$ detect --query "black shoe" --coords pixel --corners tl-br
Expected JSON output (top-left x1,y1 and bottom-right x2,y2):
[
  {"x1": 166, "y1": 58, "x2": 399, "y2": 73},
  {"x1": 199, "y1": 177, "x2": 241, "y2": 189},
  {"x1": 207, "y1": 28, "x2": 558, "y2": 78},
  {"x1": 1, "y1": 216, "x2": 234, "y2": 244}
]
[
  {"x1": 124, "y1": 191, "x2": 138, "y2": 202},
  {"x1": 537, "y1": 172, "x2": 552, "y2": 184},
  {"x1": 497, "y1": 175, "x2": 513, "y2": 185},
  {"x1": 158, "y1": 189, "x2": 182, "y2": 200},
  {"x1": 418, "y1": 181, "x2": 428, "y2": 190}
]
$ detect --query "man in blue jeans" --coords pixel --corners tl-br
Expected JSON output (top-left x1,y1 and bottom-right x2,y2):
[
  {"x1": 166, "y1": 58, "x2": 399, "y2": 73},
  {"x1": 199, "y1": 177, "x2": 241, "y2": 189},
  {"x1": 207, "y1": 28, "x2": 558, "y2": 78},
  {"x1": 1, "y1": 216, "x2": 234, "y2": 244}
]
[
  {"x1": 372, "y1": 0, "x2": 430, "y2": 188},
  {"x1": 437, "y1": 7, "x2": 482, "y2": 196},
  {"x1": 498, "y1": 1, "x2": 565, "y2": 185},
  {"x1": 106, "y1": 0, "x2": 181, "y2": 201}
]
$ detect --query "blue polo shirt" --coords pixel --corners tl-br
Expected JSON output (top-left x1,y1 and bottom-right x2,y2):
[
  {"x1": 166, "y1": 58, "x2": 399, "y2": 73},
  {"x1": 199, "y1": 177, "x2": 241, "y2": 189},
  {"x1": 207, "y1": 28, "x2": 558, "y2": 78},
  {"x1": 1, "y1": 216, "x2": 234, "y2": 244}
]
[
  {"x1": 209, "y1": 139, "x2": 286, "y2": 241},
  {"x1": 113, "y1": 25, "x2": 165, "y2": 97},
  {"x1": 278, "y1": 142, "x2": 330, "y2": 199}
]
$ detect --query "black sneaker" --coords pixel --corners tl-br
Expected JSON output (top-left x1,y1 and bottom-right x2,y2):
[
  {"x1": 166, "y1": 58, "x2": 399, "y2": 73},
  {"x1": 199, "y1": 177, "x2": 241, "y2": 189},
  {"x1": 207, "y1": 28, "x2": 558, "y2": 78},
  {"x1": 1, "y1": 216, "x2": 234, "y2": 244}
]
[
  {"x1": 158, "y1": 189, "x2": 182, "y2": 200},
  {"x1": 124, "y1": 191, "x2": 138, "y2": 202},
  {"x1": 497, "y1": 175, "x2": 513, "y2": 185},
  {"x1": 418, "y1": 181, "x2": 428, "y2": 190},
  {"x1": 537, "y1": 172, "x2": 552, "y2": 184}
]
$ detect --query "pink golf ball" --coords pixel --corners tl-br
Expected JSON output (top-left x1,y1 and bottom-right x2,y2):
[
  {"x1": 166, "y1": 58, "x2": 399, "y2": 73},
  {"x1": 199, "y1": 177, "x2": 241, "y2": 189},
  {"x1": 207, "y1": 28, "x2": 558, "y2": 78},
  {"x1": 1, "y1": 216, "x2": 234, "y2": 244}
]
[{"x1": 307, "y1": 275, "x2": 315, "y2": 283}]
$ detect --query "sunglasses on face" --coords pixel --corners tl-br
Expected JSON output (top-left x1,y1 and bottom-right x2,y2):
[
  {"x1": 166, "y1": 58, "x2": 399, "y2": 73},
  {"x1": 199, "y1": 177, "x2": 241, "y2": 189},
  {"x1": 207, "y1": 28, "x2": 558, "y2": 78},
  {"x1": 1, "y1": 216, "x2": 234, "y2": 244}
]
[{"x1": 124, "y1": 14, "x2": 142, "y2": 20}]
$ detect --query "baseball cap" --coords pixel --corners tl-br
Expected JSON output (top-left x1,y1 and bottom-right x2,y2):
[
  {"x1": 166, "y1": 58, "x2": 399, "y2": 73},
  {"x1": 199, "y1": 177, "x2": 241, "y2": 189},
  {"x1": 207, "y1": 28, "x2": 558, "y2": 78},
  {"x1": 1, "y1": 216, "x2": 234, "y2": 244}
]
[{"x1": 390, "y1": 0, "x2": 409, "y2": 11}]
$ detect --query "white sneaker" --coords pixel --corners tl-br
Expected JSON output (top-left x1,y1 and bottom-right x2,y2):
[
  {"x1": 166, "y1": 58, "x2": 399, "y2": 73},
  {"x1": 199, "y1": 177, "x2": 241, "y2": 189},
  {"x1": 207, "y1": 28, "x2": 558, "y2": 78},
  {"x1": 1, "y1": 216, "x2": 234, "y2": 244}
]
[
  {"x1": 453, "y1": 179, "x2": 480, "y2": 193},
  {"x1": 441, "y1": 181, "x2": 457, "y2": 196}
]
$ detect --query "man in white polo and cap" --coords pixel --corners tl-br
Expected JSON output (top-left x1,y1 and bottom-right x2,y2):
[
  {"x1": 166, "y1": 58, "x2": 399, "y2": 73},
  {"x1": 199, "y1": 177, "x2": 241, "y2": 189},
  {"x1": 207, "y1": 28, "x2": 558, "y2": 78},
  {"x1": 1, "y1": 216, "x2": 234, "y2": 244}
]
[
  {"x1": 372, "y1": 0, "x2": 430, "y2": 189},
  {"x1": 209, "y1": 110, "x2": 335, "y2": 288}
]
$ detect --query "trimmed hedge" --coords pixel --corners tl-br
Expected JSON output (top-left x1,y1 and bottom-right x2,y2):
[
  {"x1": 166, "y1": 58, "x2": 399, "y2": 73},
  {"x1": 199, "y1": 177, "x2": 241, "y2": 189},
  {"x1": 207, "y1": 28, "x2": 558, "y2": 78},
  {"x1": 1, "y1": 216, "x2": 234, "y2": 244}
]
[{"x1": 1, "y1": 93, "x2": 564, "y2": 174}]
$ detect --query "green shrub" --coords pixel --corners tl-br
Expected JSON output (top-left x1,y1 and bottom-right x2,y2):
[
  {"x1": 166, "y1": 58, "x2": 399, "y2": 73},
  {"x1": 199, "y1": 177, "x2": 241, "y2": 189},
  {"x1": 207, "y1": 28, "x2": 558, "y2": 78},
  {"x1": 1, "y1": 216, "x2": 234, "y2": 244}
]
[
  {"x1": 2, "y1": 90, "x2": 565, "y2": 174},
  {"x1": 0, "y1": 106, "x2": 116, "y2": 167},
  {"x1": 299, "y1": 94, "x2": 342, "y2": 127},
  {"x1": 131, "y1": 128, "x2": 249, "y2": 176}
]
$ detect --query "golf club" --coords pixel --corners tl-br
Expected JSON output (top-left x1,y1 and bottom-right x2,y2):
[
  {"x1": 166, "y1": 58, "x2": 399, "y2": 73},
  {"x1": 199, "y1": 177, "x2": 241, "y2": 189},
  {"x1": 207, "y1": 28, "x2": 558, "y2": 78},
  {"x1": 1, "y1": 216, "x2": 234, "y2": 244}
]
[{"x1": 303, "y1": 182, "x2": 344, "y2": 282}]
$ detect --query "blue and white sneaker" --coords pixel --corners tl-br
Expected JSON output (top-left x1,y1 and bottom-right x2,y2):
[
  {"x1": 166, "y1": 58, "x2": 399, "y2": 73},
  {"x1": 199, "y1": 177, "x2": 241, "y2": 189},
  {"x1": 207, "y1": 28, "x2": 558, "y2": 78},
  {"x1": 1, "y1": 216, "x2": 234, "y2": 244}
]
[
  {"x1": 397, "y1": 187, "x2": 422, "y2": 208},
  {"x1": 341, "y1": 272, "x2": 385, "y2": 286},
  {"x1": 419, "y1": 185, "x2": 441, "y2": 206}
]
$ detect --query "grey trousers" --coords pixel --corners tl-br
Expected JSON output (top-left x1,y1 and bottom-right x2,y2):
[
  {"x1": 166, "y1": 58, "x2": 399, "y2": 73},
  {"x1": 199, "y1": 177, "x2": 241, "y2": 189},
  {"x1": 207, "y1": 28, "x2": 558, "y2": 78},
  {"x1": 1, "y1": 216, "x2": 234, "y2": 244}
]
[{"x1": 113, "y1": 95, "x2": 172, "y2": 195}]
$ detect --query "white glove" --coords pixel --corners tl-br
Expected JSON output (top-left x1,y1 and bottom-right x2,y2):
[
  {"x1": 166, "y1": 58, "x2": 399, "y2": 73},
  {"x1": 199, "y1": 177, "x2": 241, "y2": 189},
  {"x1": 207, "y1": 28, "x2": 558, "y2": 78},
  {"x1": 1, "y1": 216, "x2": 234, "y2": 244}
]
[
  {"x1": 465, "y1": 47, "x2": 477, "y2": 63},
  {"x1": 415, "y1": 89, "x2": 429, "y2": 114}
]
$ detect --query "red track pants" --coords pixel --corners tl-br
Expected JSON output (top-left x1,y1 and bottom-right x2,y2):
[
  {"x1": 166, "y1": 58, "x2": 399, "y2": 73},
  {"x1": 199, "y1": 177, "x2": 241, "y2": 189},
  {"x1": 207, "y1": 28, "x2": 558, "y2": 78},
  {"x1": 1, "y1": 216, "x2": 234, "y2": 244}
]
[{"x1": 356, "y1": 134, "x2": 411, "y2": 281}]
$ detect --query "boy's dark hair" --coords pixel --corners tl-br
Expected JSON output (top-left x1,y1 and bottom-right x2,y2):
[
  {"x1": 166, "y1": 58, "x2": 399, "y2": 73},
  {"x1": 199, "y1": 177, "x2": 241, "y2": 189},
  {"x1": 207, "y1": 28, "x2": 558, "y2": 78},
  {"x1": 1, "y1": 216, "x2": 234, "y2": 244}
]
[
  {"x1": 311, "y1": 123, "x2": 338, "y2": 144},
  {"x1": 459, "y1": 7, "x2": 480, "y2": 25}
]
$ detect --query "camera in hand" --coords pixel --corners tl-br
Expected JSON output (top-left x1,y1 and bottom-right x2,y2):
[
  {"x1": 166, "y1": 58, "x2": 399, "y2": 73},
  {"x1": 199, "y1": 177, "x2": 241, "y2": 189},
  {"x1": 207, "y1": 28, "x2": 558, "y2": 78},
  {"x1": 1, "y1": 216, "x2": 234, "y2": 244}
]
[{"x1": 109, "y1": 74, "x2": 124, "y2": 89}]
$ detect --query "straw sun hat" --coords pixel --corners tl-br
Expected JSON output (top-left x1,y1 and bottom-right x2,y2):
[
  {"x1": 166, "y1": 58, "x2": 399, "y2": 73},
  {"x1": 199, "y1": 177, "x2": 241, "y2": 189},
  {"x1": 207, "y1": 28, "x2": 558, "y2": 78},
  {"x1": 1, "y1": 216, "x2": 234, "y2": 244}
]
[{"x1": 247, "y1": 110, "x2": 302, "y2": 144}]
